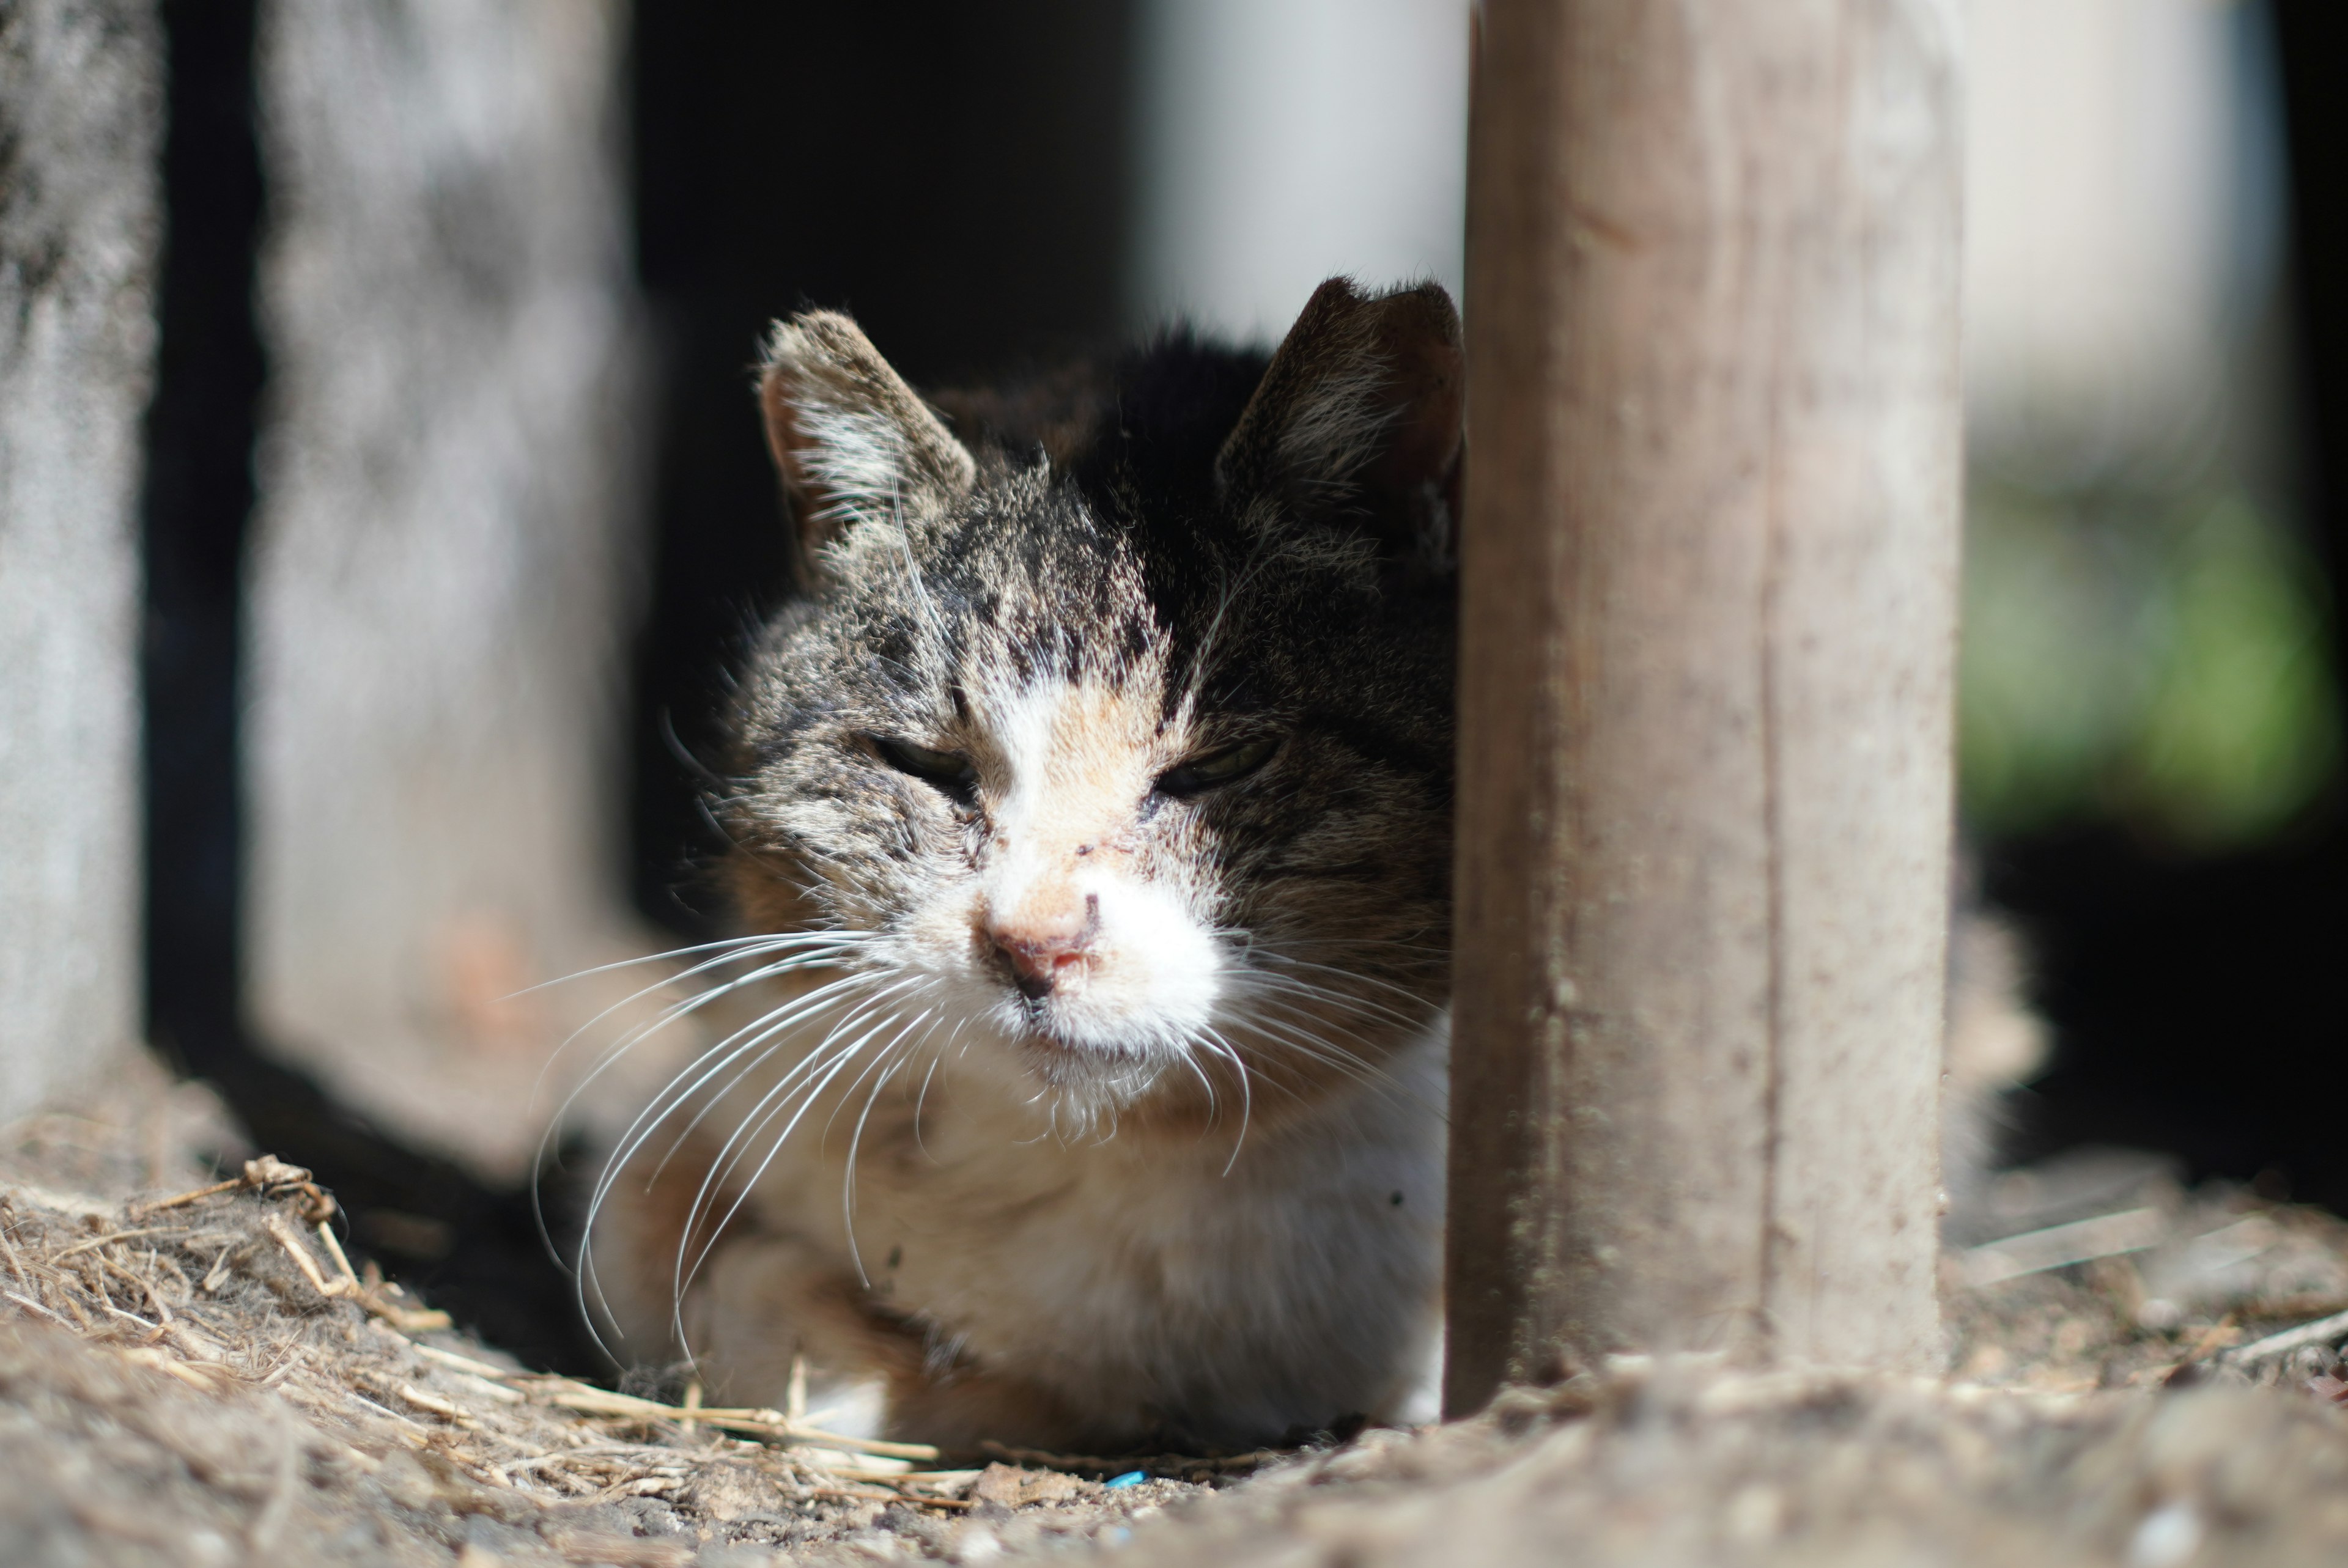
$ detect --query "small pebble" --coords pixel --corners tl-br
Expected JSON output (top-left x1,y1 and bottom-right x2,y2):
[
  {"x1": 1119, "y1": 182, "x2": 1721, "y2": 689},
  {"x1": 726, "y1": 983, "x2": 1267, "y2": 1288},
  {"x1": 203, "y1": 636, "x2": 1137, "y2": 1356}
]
[
  {"x1": 1104, "y1": 1471, "x2": 1147, "y2": 1489},
  {"x1": 2128, "y1": 1501, "x2": 2205, "y2": 1568}
]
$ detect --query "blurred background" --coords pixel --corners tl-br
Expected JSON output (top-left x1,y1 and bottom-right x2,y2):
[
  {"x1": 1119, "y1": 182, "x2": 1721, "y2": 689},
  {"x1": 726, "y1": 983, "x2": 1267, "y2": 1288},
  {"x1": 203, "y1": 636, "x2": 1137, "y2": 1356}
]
[{"x1": 4, "y1": 0, "x2": 2340, "y2": 1367}]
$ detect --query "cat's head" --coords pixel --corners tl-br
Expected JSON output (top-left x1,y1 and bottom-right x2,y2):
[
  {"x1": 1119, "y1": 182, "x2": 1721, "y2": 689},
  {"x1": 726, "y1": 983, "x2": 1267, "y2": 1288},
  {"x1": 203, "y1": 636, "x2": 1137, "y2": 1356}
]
[{"x1": 720, "y1": 278, "x2": 1460, "y2": 1127}]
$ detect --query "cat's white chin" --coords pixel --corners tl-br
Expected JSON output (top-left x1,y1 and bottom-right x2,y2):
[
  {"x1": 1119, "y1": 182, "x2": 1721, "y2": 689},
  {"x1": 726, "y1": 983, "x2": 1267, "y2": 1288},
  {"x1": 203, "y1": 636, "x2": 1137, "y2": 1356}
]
[{"x1": 970, "y1": 993, "x2": 1203, "y2": 1102}]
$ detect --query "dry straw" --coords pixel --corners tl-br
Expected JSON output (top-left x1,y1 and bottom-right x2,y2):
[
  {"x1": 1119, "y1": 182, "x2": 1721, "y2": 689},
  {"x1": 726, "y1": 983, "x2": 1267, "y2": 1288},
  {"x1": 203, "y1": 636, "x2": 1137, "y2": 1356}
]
[{"x1": 0, "y1": 1156, "x2": 1195, "y2": 1564}]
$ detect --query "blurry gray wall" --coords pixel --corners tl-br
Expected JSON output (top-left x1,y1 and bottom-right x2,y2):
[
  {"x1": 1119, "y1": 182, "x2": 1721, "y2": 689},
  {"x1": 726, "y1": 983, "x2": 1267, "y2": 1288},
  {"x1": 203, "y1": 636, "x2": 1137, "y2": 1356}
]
[
  {"x1": 246, "y1": 0, "x2": 646, "y2": 1176},
  {"x1": 1130, "y1": 0, "x2": 1469, "y2": 340},
  {"x1": 1132, "y1": 0, "x2": 2265, "y2": 446},
  {"x1": 0, "y1": 1, "x2": 159, "y2": 1121},
  {"x1": 1965, "y1": 0, "x2": 2272, "y2": 463}
]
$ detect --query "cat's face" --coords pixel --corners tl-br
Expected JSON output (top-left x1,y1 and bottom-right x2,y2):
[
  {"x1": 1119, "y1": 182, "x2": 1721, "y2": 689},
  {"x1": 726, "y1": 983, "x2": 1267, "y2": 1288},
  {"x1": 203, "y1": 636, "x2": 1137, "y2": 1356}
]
[{"x1": 722, "y1": 281, "x2": 1461, "y2": 1125}]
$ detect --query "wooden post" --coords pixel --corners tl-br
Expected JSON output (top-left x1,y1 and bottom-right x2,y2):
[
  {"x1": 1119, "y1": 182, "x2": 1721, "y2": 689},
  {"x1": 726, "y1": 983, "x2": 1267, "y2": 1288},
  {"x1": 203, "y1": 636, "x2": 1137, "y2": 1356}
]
[
  {"x1": 0, "y1": 0, "x2": 160, "y2": 1119},
  {"x1": 1446, "y1": 0, "x2": 1964, "y2": 1412}
]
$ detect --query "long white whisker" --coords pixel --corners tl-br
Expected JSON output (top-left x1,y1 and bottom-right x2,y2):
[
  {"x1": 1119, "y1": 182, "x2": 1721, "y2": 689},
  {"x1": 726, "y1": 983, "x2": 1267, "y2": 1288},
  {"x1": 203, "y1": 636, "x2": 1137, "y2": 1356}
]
[
  {"x1": 888, "y1": 479, "x2": 956, "y2": 653},
  {"x1": 635, "y1": 973, "x2": 892, "y2": 1180},
  {"x1": 841, "y1": 1021, "x2": 931, "y2": 1284},
  {"x1": 1232, "y1": 966, "x2": 1430, "y2": 1032},
  {"x1": 1179, "y1": 1045, "x2": 1218, "y2": 1125},
  {"x1": 557, "y1": 932, "x2": 873, "y2": 1088},
  {"x1": 911, "y1": 1015, "x2": 967, "y2": 1163},
  {"x1": 584, "y1": 967, "x2": 875, "y2": 1230},
  {"x1": 659, "y1": 1028, "x2": 878, "y2": 1349},
  {"x1": 822, "y1": 998, "x2": 938, "y2": 1146},
  {"x1": 1195, "y1": 1026, "x2": 1255, "y2": 1174},
  {"x1": 575, "y1": 968, "x2": 880, "y2": 1338},
  {"x1": 550, "y1": 943, "x2": 864, "y2": 1172},
  {"x1": 537, "y1": 936, "x2": 824, "y2": 1138},
  {"x1": 668, "y1": 980, "x2": 921, "y2": 1245},
  {"x1": 1225, "y1": 997, "x2": 1443, "y2": 1121},
  {"x1": 572, "y1": 959, "x2": 863, "y2": 1286},
  {"x1": 1238, "y1": 1004, "x2": 1392, "y2": 1090},
  {"x1": 1241, "y1": 950, "x2": 1439, "y2": 1014},
  {"x1": 668, "y1": 978, "x2": 921, "y2": 1260},
  {"x1": 541, "y1": 937, "x2": 826, "y2": 1284},
  {"x1": 516, "y1": 932, "x2": 860, "y2": 999},
  {"x1": 679, "y1": 1004, "x2": 911, "y2": 1307}
]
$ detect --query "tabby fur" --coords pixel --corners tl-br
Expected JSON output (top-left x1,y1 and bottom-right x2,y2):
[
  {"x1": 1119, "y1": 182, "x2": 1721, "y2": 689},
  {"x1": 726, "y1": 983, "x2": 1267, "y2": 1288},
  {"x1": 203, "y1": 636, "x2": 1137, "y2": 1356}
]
[{"x1": 591, "y1": 279, "x2": 1465, "y2": 1454}]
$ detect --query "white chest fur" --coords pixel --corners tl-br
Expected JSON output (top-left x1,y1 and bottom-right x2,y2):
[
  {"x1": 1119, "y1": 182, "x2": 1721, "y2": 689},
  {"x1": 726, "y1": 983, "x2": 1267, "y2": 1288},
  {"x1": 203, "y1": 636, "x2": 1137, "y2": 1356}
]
[{"x1": 597, "y1": 1019, "x2": 1447, "y2": 1451}]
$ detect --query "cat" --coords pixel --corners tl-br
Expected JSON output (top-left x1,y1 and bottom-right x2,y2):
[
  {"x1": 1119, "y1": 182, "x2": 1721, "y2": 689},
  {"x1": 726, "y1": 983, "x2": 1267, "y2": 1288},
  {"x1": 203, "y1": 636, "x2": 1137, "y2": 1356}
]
[{"x1": 588, "y1": 278, "x2": 1465, "y2": 1456}]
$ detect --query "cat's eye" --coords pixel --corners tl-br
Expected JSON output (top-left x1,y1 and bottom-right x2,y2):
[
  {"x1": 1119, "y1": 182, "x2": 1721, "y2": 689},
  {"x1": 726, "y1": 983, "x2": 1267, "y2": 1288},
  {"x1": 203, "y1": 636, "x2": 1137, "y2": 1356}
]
[
  {"x1": 1154, "y1": 737, "x2": 1279, "y2": 798},
  {"x1": 870, "y1": 736, "x2": 978, "y2": 795}
]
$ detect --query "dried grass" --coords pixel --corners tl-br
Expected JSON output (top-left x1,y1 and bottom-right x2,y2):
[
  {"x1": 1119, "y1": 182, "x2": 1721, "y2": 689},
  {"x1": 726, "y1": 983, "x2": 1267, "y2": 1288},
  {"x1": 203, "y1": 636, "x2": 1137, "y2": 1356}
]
[
  {"x1": 0, "y1": 1111, "x2": 1195, "y2": 1566},
  {"x1": 9, "y1": 1073, "x2": 2348, "y2": 1566}
]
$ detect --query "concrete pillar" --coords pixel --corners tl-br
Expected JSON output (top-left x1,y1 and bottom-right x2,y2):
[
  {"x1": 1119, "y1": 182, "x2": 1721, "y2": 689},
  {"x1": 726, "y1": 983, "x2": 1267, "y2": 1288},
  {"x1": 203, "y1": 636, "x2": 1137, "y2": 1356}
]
[
  {"x1": 247, "y1": 0, "x2": 646, "y2": 1176},
  {"x1": 0, "y1": 0, "x2": 161, "y2": 1121}
]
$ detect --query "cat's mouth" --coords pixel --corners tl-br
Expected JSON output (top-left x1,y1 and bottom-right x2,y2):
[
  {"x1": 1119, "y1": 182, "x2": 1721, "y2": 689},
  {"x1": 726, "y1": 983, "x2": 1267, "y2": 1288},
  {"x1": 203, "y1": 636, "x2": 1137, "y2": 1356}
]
[
  {"x1": 995, "y1": 985, "x2": 1139, "y2": 1054},
  {"x1": 972, "y1": 971, "x2": 1205, "y2": 1084}
]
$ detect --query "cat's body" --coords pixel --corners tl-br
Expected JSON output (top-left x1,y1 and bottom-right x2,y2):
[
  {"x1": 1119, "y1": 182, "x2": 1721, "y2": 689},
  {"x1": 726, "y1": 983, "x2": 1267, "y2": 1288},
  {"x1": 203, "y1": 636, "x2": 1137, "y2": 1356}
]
[
  {"x1": 600, "y1": 1029, "x2": 1447, "y2": 1453},
  {"x1": 593, "y1": 280, "x2": 1465, "y2": 1452}
]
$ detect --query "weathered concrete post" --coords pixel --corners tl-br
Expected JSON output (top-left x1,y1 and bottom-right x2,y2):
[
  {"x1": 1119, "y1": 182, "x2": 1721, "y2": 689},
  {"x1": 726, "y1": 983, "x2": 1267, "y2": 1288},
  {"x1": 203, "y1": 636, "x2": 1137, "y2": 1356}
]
[
  {"x1": 1446, "y1": 0, "x2": 1965, "y2": 1412},
  {"x1": 0, "y1": 0, "x2": 160, "y2": 1120},
  {"x1": 246, "y1": 1, "x2": 644, "y2": 1174}
]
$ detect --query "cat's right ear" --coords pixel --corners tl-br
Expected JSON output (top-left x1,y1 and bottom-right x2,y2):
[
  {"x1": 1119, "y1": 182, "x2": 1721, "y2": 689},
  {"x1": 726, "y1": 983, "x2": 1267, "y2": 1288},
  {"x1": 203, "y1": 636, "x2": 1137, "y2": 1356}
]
[
  {"x1": 1214, "y1": 278, "x2": 1464, "y2": 578},
  {"x1": 758, "y1": 311, "x2": 976, "y2": 578}
]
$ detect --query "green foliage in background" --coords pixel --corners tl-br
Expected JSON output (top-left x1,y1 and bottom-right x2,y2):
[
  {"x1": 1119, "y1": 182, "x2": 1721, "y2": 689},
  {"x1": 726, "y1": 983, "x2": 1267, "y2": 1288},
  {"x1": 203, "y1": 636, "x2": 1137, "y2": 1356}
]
[{"x1": 1959, "y1": 473, "x2": 2341, "y2": 846}]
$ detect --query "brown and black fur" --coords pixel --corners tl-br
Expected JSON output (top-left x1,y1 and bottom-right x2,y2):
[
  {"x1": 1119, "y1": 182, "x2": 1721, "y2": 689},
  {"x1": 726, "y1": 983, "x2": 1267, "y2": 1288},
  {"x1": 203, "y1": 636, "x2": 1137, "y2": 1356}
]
[{"x1": 592, "y1": 281, "x2": 1467, "y2": 1453}]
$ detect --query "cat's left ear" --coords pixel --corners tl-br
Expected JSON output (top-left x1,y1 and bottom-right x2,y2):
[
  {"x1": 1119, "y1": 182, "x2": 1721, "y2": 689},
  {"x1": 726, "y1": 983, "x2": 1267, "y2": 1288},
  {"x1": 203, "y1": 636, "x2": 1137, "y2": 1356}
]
[
  {"x1": 1214, "y1": 278, "x2": 1464, "y2": 575},
  {"x1": 759, "y1": 310, "x2": 977, "y2": 579}
]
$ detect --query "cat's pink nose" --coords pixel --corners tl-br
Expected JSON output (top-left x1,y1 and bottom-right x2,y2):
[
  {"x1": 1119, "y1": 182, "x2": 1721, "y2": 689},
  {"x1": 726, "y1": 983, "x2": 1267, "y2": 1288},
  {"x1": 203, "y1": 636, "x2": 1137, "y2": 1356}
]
[{"x1": 988, "y1": 893, "x2": 1099, "y2": 1000}]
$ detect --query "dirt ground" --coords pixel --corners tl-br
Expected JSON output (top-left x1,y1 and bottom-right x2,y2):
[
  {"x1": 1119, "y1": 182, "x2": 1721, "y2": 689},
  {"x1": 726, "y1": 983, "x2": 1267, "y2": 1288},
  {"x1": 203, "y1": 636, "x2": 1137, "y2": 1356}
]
[{"x1": 5, "y1": 1071, "x2": 2348, "y2": 1567}]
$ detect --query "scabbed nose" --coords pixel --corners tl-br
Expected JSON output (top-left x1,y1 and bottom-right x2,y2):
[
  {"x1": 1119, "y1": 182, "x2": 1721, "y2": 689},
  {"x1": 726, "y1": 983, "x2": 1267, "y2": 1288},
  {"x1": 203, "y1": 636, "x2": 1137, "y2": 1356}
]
[{"x1": 989, "y1": 893, "x2": 1099, "y2": 1000}]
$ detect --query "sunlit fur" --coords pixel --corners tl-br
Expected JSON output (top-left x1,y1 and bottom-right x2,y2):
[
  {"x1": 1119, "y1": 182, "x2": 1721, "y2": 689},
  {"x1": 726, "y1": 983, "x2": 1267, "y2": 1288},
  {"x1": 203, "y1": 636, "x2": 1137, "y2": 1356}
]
[{"x1": 588, "y1": 280, "x2": 1464, "y2": 1454}]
